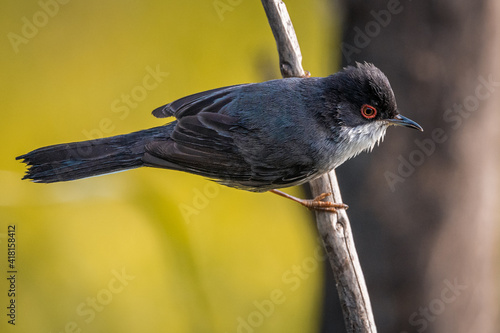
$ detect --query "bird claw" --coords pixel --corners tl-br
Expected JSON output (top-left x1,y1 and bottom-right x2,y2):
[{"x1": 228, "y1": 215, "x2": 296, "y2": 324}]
[
  {"x1": 312, "y1": 192, "x2": 331, "y2": 202},
  {"x1": 303, "y1": 192, "x2": 349, "y2": 212},
  {"x1": 269, "y1": 189, "x2": 348, "y2": 213}
]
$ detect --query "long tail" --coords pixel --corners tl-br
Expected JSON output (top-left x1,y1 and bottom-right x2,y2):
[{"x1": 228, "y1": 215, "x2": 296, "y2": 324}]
[{"x1": 16, "y1": 126, "x2": 171, "y2": 183}]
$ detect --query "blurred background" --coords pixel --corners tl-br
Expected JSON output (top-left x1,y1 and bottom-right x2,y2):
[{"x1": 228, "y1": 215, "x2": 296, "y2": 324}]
[{"x1": 0, "y1": 1, "x2": 499, "y2": 332}]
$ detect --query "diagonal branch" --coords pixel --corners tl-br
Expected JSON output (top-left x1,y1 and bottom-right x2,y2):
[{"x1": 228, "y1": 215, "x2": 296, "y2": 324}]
[
  {"x1": 260, "y1": 0, "x2": 307, "y2": 78},
  {"x1": 260, "y1": 1, "x2": 377, "y2": 332}
]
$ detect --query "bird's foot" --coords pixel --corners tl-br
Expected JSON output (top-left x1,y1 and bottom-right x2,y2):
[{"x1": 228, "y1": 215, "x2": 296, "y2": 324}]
[
  {"x1": 269, "y1": 189, "x2": 348, "y2": 213},
  {"x1": 300, "y1": 192, "x2": 349, "y2": 212}
]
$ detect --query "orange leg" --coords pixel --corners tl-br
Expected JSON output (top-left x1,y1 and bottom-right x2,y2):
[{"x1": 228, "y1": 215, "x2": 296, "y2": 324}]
[{"x1": 270, "y1": 189, "x2": 348, "y2": 213}]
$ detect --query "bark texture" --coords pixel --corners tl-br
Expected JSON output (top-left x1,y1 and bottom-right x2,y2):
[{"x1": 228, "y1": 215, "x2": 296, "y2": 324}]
[
  {"x1": 262, "y1": 1, "x2": 377, "y2": 331},
  {"x1": 321, "y1": 0, "x2": 500, "y2": 332}
]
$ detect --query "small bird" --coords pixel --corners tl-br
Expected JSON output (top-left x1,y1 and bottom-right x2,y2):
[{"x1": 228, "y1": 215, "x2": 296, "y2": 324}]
[{"x1": 17, "y1": 62, "x2": 422, "y2": 211}]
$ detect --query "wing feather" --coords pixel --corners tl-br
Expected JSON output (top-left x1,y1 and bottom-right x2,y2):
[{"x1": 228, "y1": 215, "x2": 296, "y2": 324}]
[
  {"x1": 152, "y1": 84, "x2": 246, "y2": 118},
  {"x1": 145, "y1": 109, "x2": 254, "y2": 181},
  {"x1": 145, "y1": 82, "x2": 318, "y2": 191}
]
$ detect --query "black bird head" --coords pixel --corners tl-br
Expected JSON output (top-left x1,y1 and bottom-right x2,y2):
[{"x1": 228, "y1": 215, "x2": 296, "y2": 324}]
[
  {"x1": 331, "y1": 62, "x2": 422, "y2": 132},
  {"x1": 321, "y1": 62, "x2": 423, "y2": 164}
]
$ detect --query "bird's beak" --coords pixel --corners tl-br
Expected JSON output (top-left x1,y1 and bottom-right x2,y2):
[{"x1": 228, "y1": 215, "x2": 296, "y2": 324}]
[{"x1": 388, "y1": 114, "x2": 423, "y2": 131}]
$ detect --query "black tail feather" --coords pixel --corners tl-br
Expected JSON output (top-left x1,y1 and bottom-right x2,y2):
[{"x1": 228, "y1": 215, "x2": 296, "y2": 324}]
[{"x1": 17, "y1": 126, "x2": 171, "y2": 183}]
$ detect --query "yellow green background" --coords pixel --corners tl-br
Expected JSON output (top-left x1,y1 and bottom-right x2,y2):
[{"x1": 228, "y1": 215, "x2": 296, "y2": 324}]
[{"x1": 0, "y1": 1, "x2": 339, "y2": 332}]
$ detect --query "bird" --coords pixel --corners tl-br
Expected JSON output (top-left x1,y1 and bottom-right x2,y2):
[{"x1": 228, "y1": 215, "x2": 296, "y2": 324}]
[{"x1": 16, "y1": 62, "x2": 422, "y2": 212}]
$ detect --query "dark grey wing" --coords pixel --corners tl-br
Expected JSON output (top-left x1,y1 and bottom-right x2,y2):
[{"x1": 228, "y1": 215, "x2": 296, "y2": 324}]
[
  {"x1": 146, "y1": 82, "x2": 318, "y2": 191},
  {"x1": 146, "y1": 86, "x2": 255, "y2": 185},
  {"x1": 152, "y1": 84, "x2": 247, "y2": 118},
  {"x1": 143, "y1": 113, "x2": 316, "y2": 191},
  {"x1": 143, "y1": 112, "x2": 256, "y2": 185}
]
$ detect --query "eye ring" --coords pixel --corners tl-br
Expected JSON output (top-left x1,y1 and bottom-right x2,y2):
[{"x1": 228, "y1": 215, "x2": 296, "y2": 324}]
[{"x1": 361, "y1": 104, "x2": 377, "y2": 119}]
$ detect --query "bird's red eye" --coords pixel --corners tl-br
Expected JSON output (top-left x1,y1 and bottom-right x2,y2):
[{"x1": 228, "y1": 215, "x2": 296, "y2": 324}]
[{"x1": 361, "y1": 104, "x2": 377, "y2": 119}]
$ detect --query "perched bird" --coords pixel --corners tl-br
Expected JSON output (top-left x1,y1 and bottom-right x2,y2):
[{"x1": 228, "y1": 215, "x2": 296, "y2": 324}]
[{"x1": 17, "y1": 62, "x2": 422, "y2": 211}]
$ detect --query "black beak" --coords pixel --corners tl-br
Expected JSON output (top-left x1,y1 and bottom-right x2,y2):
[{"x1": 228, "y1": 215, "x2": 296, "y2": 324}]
[{"x1": 388, "y1": 114, "x2": 423, "y2": 131}]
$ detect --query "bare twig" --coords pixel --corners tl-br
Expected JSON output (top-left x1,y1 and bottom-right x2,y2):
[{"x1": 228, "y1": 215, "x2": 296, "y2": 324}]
[
  {"x1": 260, "y1": 1, "x2": 377, "y2": 332},
  {"x1": 260, "y1": 0, "x2": 307, "y2": 78},
  {"x1": 309, "y1": 172, "x2": 376, "y2": 332}
]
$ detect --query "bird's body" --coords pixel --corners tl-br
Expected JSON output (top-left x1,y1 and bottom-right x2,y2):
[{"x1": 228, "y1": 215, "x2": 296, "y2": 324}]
[{"x1": 17, "y1": 63, "x2": 422, "y2": 194}]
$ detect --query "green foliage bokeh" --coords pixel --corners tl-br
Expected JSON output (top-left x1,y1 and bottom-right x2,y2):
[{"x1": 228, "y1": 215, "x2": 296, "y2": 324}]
[{"x1": 0, "y1": 1, "x2": 338, "y2": 332}]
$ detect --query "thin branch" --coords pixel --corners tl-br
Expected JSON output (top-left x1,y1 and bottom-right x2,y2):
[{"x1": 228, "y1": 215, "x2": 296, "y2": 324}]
[
  {"x1": 260, "y1": 0, "x2": 307, "y2": 78},
  {"x1": 309, "y1": 172, "x2": 376, "y2": 332},
  {"x1": 260, "y1": 1, "x2": 377, "y2": 332}
]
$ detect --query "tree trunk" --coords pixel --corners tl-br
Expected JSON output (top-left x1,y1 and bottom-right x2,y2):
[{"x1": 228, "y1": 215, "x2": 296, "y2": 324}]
[{"x1": 322, "y1": 0, "x2": 500, "y2": 331}]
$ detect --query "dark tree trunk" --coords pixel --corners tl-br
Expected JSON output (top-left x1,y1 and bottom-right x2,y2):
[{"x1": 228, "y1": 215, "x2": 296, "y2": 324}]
[{"x1": 321, "y1": 0, "x2": 500, "y2": 332}]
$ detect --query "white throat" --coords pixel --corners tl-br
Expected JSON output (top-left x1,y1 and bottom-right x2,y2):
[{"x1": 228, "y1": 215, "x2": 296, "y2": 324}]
[{"x1": 333, "y1": 122, "x2": 388, "y2": 167}]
